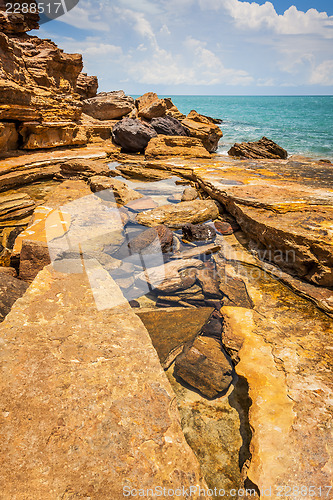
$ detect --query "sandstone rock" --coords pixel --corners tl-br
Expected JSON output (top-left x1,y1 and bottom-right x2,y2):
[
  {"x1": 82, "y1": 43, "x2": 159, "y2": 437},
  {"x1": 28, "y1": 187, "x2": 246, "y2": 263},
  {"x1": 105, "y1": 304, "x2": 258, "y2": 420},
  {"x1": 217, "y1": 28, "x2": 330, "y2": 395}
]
[
  {"x1": 171, "y1": 243, "x2": 220, "y2": 260},
  {"x1": 117, "y1": 163, "x2": 172, "y2": 181},
  {"x1": 90, "y1": 175, "x2": 143, "y2": 205},
  {"x1": 75, "y1": 73, "x2": 98, "y2": 100},
  {"x1": 228, "y1": 136, "x2": 288, "y2": 159},
  {"x1": 59, "y1": 159, "x2": 110, "y2": 179},
  {"x1": 19, "y1": 121, "x2": 88, "y2": 149},
  {"x1": 19, "y1": 238, "x2": 51, "y2": 282},
  {"x1": 136, "y1": 200, "x2": 220, "y2": 228},
  {"x1": 126, "y1": 197, "x2": 158, "y2": 212},
  {"x1": 0, "y1": 1, "x2": 39, "y2": 33},
  {"x1": 201, "y1": 311, "x2": 223, "y2": 340},
  {"x1": 82, "y1": 91, "x2": 135, "y2": 120},
  {"x1": 0, "y1": 266, "x2": 17, "y2": 277},
  {"x1": 136, "y1": 307, "x2": 214, "y2": 368},
  {"x1": 150, "y1": 116, "x2": 190, "y2": 136},
  {"x1": 0, "y1": 271, "x2": 28, "y2": 322},
  {"x1": 0, "y1": 265, "x2": 209, "y2": 497},
  {"x1": 181, "y1": 186, "x2": 198, "y2": 201},
  {"x1": 182, "y1": 110, "x2": 223, "y2": 152},
  {"x1": 182, "y1": 223, "x2": 216, "y2": 241},
  {"x1": 77, "y1": 113, "x2": 115, "y2": 143},
  {"x1": 214, "y1": 220, "x2": 236, "y2": 235},
  {"x1": 0, "y1": 122, "x2": 18, "y2": 154},
  {"x1": 145, "y1": 135, "x2": 210, "y2": 159},
  {"x1": 163, "y1": 97, "x2": 186, "y2": 121},
  {"x1": 128, "y1": 225, "x2": 173, "y2": 254},
  {"x1": 197, "y1": 262, "x2": 222, "y2": 299},
  {"x1": 0, "y1": 164, "x2": 60, "y2": 192},
  {"x1": 136, "y1": 259, "x2": 203, "y2": 294},
  {"x1": 0, "y1": 193, "x2": 35, "y2": 225},
  {"x1": 112, "y1": 118, "x2": 157, "y2": 152},
  {"x1": 175, "y1": 336, "x2": 234, "y2": 399},
  {"x1": 136, "y1": 92, "x2": 167, "y2": 120}
]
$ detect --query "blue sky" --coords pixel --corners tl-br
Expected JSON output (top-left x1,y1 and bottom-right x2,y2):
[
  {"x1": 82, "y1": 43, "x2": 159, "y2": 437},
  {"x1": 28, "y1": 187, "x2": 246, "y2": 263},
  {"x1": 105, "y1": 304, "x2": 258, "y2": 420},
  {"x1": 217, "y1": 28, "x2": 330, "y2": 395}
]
[{"x1": 32, "y1": 0, "x2": 333, "y2": 95}]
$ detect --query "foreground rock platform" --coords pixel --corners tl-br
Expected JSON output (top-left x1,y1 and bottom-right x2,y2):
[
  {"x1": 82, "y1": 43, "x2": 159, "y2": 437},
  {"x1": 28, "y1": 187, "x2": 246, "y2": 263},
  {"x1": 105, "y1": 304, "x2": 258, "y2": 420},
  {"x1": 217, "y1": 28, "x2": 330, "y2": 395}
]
[{"x1": 0, "y1": 265, "x2": 209, "y2": 498}]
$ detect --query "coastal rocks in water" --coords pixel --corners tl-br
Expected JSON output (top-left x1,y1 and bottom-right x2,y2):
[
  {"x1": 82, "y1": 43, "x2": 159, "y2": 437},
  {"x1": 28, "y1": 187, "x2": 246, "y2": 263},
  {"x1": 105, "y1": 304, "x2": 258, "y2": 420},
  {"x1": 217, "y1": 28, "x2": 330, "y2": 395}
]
[
  {"x1": 82, "y1": 91, "x2": 135, "y2": 120},
  {"x1": 135, "y1": 259, "x2": 203, "y2": 294},
  {"x1": 0, "y1": 273, "x2": 29, "y2": 322},
  {"x1": 171, "y1": 243, "x2": 220, "y2": 260},
  {"x1": 181, "y1": 186, "x2": 198, "y2": 202},
  {"x1": 150, "y1": 116, "x2": 190, "y2": 136},
  {"x1": 136, "y1": 307, "x2": 214, "y2": 368},
  {"x1": 174, "y1": 336, "x2": 234, "y2": 399},
  {"x1": 126, "y1": 197, "x2": 158, "y2": 212},
  {"x1": 182, "y1": 110, "x2": 223, "y2": 153},
  {"x1": 145, "y1": 135, "x2": 210, "y2": 159},
  {"x1": 89, "y1": 176, "x2": 143, "y2": 205},
  {"x1": 112, "y1": 118, "x2": 157, "y2": 152},
  {"x1": 58, "y1": 159, "x2": 110, "y2": 179},
  {"x1": 128, "y1": 225, "x2": 173, "y2": 254},
  {"x1": 182, "y1": 223, "x2": 216, "y2": 242},
  {"x1": 116, "y1": 164, "x2": 172, "y2": 181},
  {"x1": 228, "y1": 136, "x2": 288, "y2": 159},
  {"x1": 164, "y1": 98, "x2": 186, "y2": 121},
  {"x1": 136, "y1": 200, "x2": 220, "y2": 228},
  {"x1": 136, "y1": 92, "x2": 167, "y2": 120}
]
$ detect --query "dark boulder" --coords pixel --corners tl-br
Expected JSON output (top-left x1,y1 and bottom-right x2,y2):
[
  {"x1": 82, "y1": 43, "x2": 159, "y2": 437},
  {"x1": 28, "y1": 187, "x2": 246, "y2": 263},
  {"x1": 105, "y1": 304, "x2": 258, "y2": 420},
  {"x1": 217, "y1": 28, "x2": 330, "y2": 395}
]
[
  {"x1": 112, "y1": 118, "x2": 157, "y2": 153},
  {"x1": 150, "y1": 116, "x2": 190, "y2": 137},
  {"x1": 182, "y1": 223, "x2": 216, "y2": 242},
  {"x1": 228, "y1": 136, "x2": 288, "y2": 159}
]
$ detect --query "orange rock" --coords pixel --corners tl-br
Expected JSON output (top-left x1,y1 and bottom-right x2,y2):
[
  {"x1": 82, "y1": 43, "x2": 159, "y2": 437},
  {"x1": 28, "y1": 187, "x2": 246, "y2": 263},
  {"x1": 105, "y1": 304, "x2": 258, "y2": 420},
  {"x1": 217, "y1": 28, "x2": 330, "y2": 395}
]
[
  {"x1": 145, "y1": 135, "x2": 211, "y2": 158},
  {"x1": 182, "y1": 110, "x2": 223, "y2": 152}
]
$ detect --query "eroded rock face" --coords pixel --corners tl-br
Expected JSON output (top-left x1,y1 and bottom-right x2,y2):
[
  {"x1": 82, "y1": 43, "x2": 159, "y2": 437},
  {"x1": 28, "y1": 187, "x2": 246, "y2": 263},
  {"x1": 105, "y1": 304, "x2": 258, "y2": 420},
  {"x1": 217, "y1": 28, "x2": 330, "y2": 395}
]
[
  {"x1": 75, "y1": 73, "x2": 99, "y2": 100},
  {"x1": 145, "y1": 135, "x2": 211, "y2": 158},
  {"x1": 112, "y1": 118, "x2": 157, "y2": 152},
  {"x1": 150, "y1": 116, "x2": 190, "y2": 136},
  {"x1": 175, "y1": 336, "x2": 234, "y2": 399},
  {"x1": 182, "y1": 110, "x2": 223, "y2": 153},
  {"x1": 58, "y1": 159, "x2": 110, "y2": 179},
  {"x1": 0, "y1": 272, "x2": 28, "y2": 322},
  {"x1": 83, "y1": 91, "x2": 135, "y2": 120},
  {"x1": 228, "y1": 136, "x2": 288, "y2": 159},
  {"x1": 136, "y1": 200, "x2": 220, "y2": 228},
  {"x1": 136, "y1": 92, "x2": 167, "y2": 120},
  {"x1": 164, "y1": 97, "x2": 186, "y2": 121}
]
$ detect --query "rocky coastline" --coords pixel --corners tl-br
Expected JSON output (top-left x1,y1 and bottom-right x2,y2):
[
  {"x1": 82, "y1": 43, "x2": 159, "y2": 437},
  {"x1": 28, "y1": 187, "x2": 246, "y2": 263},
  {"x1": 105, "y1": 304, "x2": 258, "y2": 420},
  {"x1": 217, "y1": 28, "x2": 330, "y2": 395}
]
[{"x1": 0, "y1": 4, "x2": 332, "y2": 499}]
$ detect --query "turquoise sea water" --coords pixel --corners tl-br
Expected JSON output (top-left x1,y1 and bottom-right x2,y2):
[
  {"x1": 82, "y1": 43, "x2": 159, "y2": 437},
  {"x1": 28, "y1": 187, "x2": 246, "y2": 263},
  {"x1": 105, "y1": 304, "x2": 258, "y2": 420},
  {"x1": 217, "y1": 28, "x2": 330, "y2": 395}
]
[{"x1": 163, "y1": 96, "x2": 333, "y2": 159}]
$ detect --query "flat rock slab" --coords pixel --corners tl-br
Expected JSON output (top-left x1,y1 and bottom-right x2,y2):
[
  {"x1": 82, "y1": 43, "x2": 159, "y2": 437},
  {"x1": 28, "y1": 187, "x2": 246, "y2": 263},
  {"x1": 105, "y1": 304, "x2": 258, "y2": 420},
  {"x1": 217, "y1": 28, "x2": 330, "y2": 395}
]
[
  {"x1": 0, "y1": 266, "x2": 208, "y2": 498},
  {"x1": 136, "y1": 306, "x2": 214, "y2": 368}
]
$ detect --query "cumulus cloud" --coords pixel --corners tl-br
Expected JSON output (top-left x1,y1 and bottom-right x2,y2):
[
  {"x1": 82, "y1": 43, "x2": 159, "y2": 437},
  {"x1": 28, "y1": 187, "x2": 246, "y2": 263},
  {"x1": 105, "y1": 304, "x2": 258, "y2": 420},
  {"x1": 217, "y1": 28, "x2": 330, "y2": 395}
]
[{"x1": 310, "y1": 60, "x2": 333, "y2": 85}]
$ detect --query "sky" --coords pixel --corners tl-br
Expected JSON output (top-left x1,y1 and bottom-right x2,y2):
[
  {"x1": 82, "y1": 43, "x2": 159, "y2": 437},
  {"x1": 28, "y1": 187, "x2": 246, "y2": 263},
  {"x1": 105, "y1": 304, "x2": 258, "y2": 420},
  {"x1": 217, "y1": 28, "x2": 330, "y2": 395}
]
[{"x1": 32, "y1": 0, "x2": 333, "y2": 95}]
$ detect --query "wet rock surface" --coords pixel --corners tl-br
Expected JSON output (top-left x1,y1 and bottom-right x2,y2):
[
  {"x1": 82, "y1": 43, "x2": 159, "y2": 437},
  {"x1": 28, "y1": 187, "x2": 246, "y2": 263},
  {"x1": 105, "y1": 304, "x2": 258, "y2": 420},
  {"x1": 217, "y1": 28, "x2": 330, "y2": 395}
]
[
  {"x1": 128, "y1": 224, "x2": 173, "y2": 254},
  {"x1": 90, "y1": 175, "x2": 143, "y2": 205},
  {"x1": 228, "y1": 136, "x2": 288, "y2": 159},
  {"x1": 58, "y1": 159, "x2": 110, "y2": 179}
]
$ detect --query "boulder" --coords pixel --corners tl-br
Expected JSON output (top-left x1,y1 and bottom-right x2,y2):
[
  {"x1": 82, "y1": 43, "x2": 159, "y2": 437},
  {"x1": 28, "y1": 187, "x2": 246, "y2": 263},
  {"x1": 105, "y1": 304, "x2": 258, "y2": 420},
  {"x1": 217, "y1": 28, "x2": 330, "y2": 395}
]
[
  {"x1": 82, "y1": 91, "x2": 135, "y2": 120},
  {"x1": 174, "y1": 336, "x2": 234, "y2": 399},
  {"x1": 128, "y1": 225, "x2": 173, "y2": 254},
  {"x1": 181, "y1": 186, "x2": 198, "y2": 201},
  {"x1": 182, "y1": 223, "x2": 216, "y2": 242},
  {"x1": 228, "y1": 136, "x2": 288, "y2": 159},
  {"x1": 182, "y1": 110, "x2": 223, "y2": 152},
  {"x1": 112, "y1": 118, "x2": 157, "y2": 152},
  {"x1": 75, "y1": 73, "x2": 98, "y2": 100},
  {"x1": 58, "y1": 159, "x2": 110, "y2": 179},
  {"x1": 163, "y1": 98, "x2": 186, "y2": 121},
  {"x1": 90, "y1": 175, "x2": 143, "y2": 205},
  {"x1": 135, "y1": 92, "x2": 167, "y2": 120},
  {"x1": 135, "y1": 259, "x2": 204, "y2": 294},
  {"x1": 0, "y1": 273, "x2": 28, "y2": 322},
  {"x1": 136, "y1": 199, "x2": 220, "y2": 228},
  {"x1": 214, "y1": 220, "x2": 237, "y2": 235},
  {"x1": 145, "y1": 135, "x2": 211, "y2": 159},
  {"x1": 19, "y1": 239, "x2": 51, "y2": 283},
  {"x1": 150, "y1": 116, "x2": 190, "y2": 136}
]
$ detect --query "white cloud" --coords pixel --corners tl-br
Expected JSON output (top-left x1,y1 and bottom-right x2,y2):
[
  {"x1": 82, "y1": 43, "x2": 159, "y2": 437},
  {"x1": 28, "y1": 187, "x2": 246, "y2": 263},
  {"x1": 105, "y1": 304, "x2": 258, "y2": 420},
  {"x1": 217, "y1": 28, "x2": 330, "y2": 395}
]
[
  {"x1": 58, "y1": 1, "x2": 109, "y2": 31},
  {"x1": 310, "y1": 60, "x2": 333, "y2": 85}
]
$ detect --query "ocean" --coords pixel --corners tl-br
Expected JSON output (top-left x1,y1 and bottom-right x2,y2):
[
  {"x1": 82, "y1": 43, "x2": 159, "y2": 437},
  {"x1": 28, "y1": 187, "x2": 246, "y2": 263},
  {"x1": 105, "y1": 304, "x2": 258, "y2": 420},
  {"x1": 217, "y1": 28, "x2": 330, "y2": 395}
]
[{"x1": 161, "y1": 95, "x2": 333, "y2": 160}]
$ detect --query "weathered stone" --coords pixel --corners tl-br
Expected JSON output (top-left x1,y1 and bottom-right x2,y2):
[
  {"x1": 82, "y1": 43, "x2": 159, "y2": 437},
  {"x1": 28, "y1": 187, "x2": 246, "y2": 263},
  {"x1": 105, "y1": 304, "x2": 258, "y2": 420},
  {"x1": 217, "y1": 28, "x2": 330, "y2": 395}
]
[
  {"x1": 90, "y1": 175, "x2": 143, "y2": 205},
  {"x1": 181, "y1": 186, "x2": 198, "y2": 201},
  {"x1": 75, "y1": 73, "x2": 98, "y2": 100},
  {"x1": 0, "y1": 265, "x2": 209, "y2": 497},
  {"x1": 58, "y1": 159, "x2": 110, "y2": 179},
  {"x1": 76, "y1": 113, "x2": 115, "y2": 143},
  {"x1": 128, "y1": 225, "x2": 173, "y2": 254},
  {"x1": 136, "y1": 92, "x2": 167, "y2": 120},
  {"x1": 201, "y1": 311, "x2": 223, "y2": 340},
  {"x1": 136, "y1": 200, "x2": 220, "y2": 228},
  {"x1": 0, "y1": 164, "x2": 60, "y2": 192},
  {"x1": 175, "y1": 336, "x2": 234, "y2": 399},
  {"x1": 145, "y1": 135, "x2": 210, "y2": 159},
  {"x1": 112, "y1": 118, "x2": 157, "y2": 152},
  {"x1": 82, "y1": 91, "x2": 135, "y2": 120},
  {"x1": 228, "y1": 136, "x2": 288, "y2": 159},
  {"x1": 0, "y1": 193, "x2": 35, "y2": 225},
  {"x1": 0, "y1": 122, "x2": 18, "y2": 154},
  {"x1": 19, "y1": 121, "x2": 87, "y2": 149},
  {"x1": 163, "y1": 97, "x2": 186, "y2": 121},
  {"x1": 135, "y1": 258, "x2": 203, "y2": 294},
  {"x1": 0, "y1": 266, "x2": 17, "y2": 277},
  {"x1": 117, "y1": 163, "x2": 172, "y2": 181},
  {"x1": 136, "y1": 307, "x2": 213, "y2": 368},
  {"x1": 19, "y1": 238, "x2": 51, "y2": 282},
  {"x1": 171, "y1": 243, "x2": 220, "y2": 260},
  {"x1": 125, "y1": 197, "x2": 158, "y2": 212},
  {"x1": 182, "y1": 223, "x2": 216, "y2": 242},
  {"x1": 0, "y1": 1, "x2": 39, "y2": 33},
  {"x1": 0, "y1": 273, "x2": 28, "y2": 321},
  {"x1": 214, "y1": 220, "x2": 235, "y2": 235},
  {"x1": 197, "y1": 263, "x2": 222, "y2": 298},
  {"x1": 150, "y1": 115, "x2": 190, "y2": 136},
  {"x1": 182, "y1": 110, "x2": 223, "y2": 153}
]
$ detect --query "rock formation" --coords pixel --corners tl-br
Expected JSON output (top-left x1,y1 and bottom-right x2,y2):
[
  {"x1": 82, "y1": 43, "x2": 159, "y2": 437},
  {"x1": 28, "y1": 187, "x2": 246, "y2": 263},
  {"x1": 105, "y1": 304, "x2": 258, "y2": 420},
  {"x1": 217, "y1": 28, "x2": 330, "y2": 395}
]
[
  {"x1": 145, "y1": 135, "x2": 211, "y2": 158},
  {"x1": 112, "y1": 118, "x2": 157, "y2": 152},
  {"x1": 82, "y1": 91, "x2": 135, "y2": 120},
  {"x1": 135, "y1": 92, "x2": 167, "y2": 120},
  {"x1": 150, "y1": 115, "x2": 190, "y2": 136},
  {"x1": 228, "y1": 136, "x2": 288, "y2": 159},
  {"x1": 182, "y1": 110, "x2": 223, "y2": 152}
]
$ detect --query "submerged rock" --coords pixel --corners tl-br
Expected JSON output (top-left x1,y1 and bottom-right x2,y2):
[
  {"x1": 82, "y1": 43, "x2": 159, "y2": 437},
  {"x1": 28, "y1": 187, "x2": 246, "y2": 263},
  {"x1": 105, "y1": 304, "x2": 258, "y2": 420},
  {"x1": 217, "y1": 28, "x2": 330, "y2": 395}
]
[
  {"x1": 128, "y1": 225, "x2": 173, "y2": 254},
  {"x1": 228, "y1": 136, "x2": 288, "y2": 159},
  {"x1": 136, "y1": 200, "x2": 220, "y2": 228},
  {"x1": 182, "y1": 110, "x2": 223, "y2": 152},
  {"x1": 175, "y1": 336, "x2": 234, "y2": 399},
  {"x1": 181, "y1": 186, "x2": 198, "y2": 201},
  {"x1": 112, "y1": 118, "x2": 157, "y2": 152},
  {"x1": 89, "y1": 175, "x2": 143, "y2": 205},
  {"x1": 150, "y1": 115, "x2": 190, "y2": 136},
  {"x1": 0, "y1": 273, "x2": 28, "y2": 322},
  {"x1": 145, "y1": 135, "x2": 210, "y2": 158},
  {"x1": 82, "y1": 91, "x2": 135, "y2": 120},
  {"x1": 182, "y1": 223, "x2": 216, "y2": 242}
]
